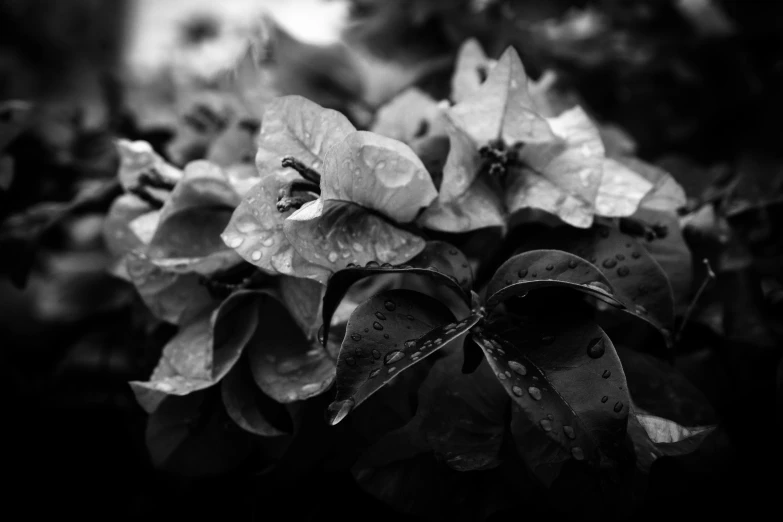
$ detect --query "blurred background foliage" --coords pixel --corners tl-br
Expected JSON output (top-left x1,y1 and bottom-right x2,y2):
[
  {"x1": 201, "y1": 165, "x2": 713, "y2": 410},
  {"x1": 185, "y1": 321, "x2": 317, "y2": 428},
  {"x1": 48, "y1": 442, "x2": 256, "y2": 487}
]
[{"x1": 1, "y1": 0, "x2": 781, "y2": 520}]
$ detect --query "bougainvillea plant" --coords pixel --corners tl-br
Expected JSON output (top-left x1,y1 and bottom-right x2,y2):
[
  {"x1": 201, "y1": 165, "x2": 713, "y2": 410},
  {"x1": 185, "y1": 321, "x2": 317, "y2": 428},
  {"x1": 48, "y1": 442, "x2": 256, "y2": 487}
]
[{"x1": 104, "y1": 39, "x2": 715, "y2": 516}]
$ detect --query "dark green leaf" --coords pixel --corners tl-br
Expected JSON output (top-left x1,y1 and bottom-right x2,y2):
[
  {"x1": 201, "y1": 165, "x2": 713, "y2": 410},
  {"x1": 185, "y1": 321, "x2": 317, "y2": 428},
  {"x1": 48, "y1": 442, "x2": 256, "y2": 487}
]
[
  {"x1": 326, "y1": 289, "x2": 482, "y2": 425},
  {"x1": 517, "y1": 222, "x2": 675, "y2": 340},
  {"x1": 146, "y1": 390, "x2": 253, "y2": 476},
  {"x1": 473, "y1": 307, "x2": 630, "y2": 485},
  {"x1": 320, "y1": 243, "x2": 473, "y2": 346},
  {"x1": 221, "y1": 356, "x2": 292, "y2": 437},
  {"x1": 247, "y1": 291, "x2": 336, "y2": 403}
]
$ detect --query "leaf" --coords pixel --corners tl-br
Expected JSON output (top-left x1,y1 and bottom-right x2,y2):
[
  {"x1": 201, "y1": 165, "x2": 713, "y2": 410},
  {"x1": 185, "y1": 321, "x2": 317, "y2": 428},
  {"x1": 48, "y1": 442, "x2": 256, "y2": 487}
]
[
  {"x1": 516, "y1": 223, "x2": 676, "y2": 339},
  {"x1": 284, "y1": 199, "x2": 426, "y2": 271},
  {"x1": 627, "y1": 406, "x2": 716, "y2": 472},
  {"x1": 246, "y1": 291, "x2": 336, "y2": 403},
  {"x1": 420, "y1": 117, "x2": 506, "y2": 232},
  {"x1": 320, "y1": 130, "x2": 438, "y2": 223},
  {"x1": 279, "y1": 274, "x2": 325, "y2": 342},
  {"x1": 319, "y1": 243, "x2": 473, "y2": 346},
  {"x1": 451, "y1": 38, "x2": 491, "y2": 103},
  {"x1": 255, "y1": 95, "x2": 355, "y2": 178},
  {"x1": 326, "y1": 289, "x2": 483, "y2": 425},
  {"x1": 221, "y1": 172, "x2": 330, "y2": 283},
  {"x1": 221, "y1": 356, "x2": 291, "y2": 437},
  {"x1": 473, "y1": 307, "x2": 631, "y2": 485},
  {"x1": 485, "y1": 249, "x2": 623, "y2": 311},
  {"x1": 116, "y1": 139, "x2": 182, "y2": 195},
  {"x1": 125, "y1": 253, "x2": 218, "y2": 325},
  {"x1": 129, "y1": 290, "x2": 261, "y2": 412},
  {"x1": 370, "y1": 88, "x2": 442, "y2": 143},
  {"x1": 146, "y1": 390, "x2": 254, "y2": 476},
  {"x1": 448, "y1": 46, "x2": 555, "y2": 147}
]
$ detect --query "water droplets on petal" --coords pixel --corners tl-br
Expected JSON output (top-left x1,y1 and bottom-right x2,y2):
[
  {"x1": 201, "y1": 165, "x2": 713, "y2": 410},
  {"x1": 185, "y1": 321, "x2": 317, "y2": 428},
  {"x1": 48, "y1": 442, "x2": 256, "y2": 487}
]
[
  {"x1": 508, "y1": 361, "x2": 527, "y2": 376},
  {"x1": 512, "y1": 386, "x2": 524, "y2": 397},
  {"x1": 586, "y1": 337, "x2": 605, "y2": 359},
  {"x1": 375, "y1": 312, "x2": 386, "y2": 320},
  {"x1": 539, "y1": 419, "x2": 552, "y2": 432},
  {"x1": 373, "y1": 321, "x2": 384, "y2": 330},
  {"x1": 384, "y1": 350, "x2": 405, "y2": 365},
  {"x1": 384, "y1": 300, "x2": 396, "y2": 311},
  {"x1": 528, "y1": 387, "x2": 542, "y2": 400}
]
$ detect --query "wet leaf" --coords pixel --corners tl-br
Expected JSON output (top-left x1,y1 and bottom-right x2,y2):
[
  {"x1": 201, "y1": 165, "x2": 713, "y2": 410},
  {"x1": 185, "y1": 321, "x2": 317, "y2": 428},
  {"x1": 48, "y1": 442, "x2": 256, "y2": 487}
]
[
  {"x1": 320, "y1": 131, "x2": 438, "y2": 223},
  {"x1": 517, "y1": 223, "x2": 675, "y2": 339},
  {"x1": 129, "y1": 291, "x2": 261, "y2": 412},
  {"x1": 474, "y1": 306, "x2": 631, "y2": 485},
  {"x1": 448, "y1": 46, "x2": 555, "y2": 147},
  {"x1": 125, "y1": 253, "x2": 218, "y2": 325},
  {"x1": 627, "y1": 405, "x2": 716, "y2": 472},
  {"x1": 146, "y1": 390, "x2": 253, "y2": 476},
  {"x1": 326, "y1": 289, "x2": 482, "y2": 425},
  {"x1": 451, "y1": 38, "x2": 491, "y2": 103},
  {"x1": 221, "y1": 356, "x2": 291, "y2": 437},
  {"x1": 319, "y1": 244, "x2": 473, "y2": 346},
  {"x1": 284, "y1": 199, "x2": 426, "y2": 271},
  {"x1": 246, "y1": 291, "x2": 336, "y2": 403},
  {"x1": 221, "y1": 172, "x2": 329, "y2": 282},
  {"x1": 370, "y1": 88, "x2": 442, "y2": 143},
  {"x1": 420, "y1": 117, "x2": 505, "y2": 232},
  {"x1": 256, "y1": 95, "x2": 355, "y2": 178}
]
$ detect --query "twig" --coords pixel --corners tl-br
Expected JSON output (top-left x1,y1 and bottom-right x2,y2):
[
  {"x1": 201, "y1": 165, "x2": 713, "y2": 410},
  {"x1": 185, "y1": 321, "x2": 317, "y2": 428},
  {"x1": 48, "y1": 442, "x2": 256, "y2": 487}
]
[{"x1": 675, "y1": 258, "x2": 716, "y2": 344}]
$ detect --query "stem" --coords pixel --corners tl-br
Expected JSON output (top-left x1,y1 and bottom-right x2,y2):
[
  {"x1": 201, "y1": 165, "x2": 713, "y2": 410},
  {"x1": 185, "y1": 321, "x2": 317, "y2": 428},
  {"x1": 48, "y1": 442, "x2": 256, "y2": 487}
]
[
  {"x1": 276, "y1": 180, "x2": 320, "y2": 213},
  {"x1": 675, "y1": 258, "x2": 716, "y2": 344},
  {"x1": 281, "y1": 156, "x2": 322, "y2": 185}
]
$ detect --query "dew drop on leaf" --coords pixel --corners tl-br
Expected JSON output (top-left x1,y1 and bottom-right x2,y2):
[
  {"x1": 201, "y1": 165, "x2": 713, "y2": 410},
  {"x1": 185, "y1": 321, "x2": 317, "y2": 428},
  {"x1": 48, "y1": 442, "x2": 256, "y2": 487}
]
[
  {"x1": 326, "y1": 397, "x2": 355, "y2": 426},
  {"x1": 366, "y1": 261, "x2": 379, "y2": 268},
  {"x1": 571, "y1": 447, "x2": 585, "y2": 461},
  {"x1": 369, "y1": 368, "x2": 380, "y2": 379},
  {"x1": 568, "y1": 260, "x2": 578, "y2": 269},
  {"x1": 616, "y1": 254, "x2": 625, "y2": 261},
  {"x1": 227, "y1": 236, "x2": 243, "y2": 248},
  {"x1": 540, "y1": 419, "x2": 553, "y2": 432},
  {"x1": 384, "y1": 350, "x2": 405, "y2": 365},
  {"x1": 546, "y1": 264, "x2": 554, "y2": 271},
  {"x1": 602, "y1": 258, "x2": 618, "y2": 269},
  {"x1": 383, "y1": 333, "x2": 389, "y2": 339},
  {"x1": 508, "y1": 361, "x2": 527, "y2": 376},
  {"x1": 387, "y1": 367, "x2": 397, "y2": 374},
  {"x1": 512, "y1": 385, "x2": 524, "y2": 397},
  {"x1": 372, "y1": 349, "x2": 381, "y2": 359},
  {"x1": 528, "y1": 387, "x2": 542, "y2": 400},
  {"x1": 375, "y1": 312, "x2": 386, "y2": 320},
  {"x1": 498, "y1": 372, "x2": 507, "y2": 380},
  {"x1": 613, "y1": 401, "x2": 624, "y2": 413},
  {"x1": 631, "y1": 251, "x2": 641, "y2": 259},
  {"x1": 518, "y1": 268, "x2": 528, "y2": 278},
  {"x1": 586, "y1": 338, "x2": 605, "y2": 359},
  {"x1": 373, "y1": 321, "x2": 384, "y2": 330},
  {"x1": 602, "y1": 369, "x2": 611, "y2": 378},
  {"x1": 355, "y1": 347, "x2": 364, "y2": 357},
  {"x1": 617, "y1": 266, "x2": 630, "y2": 277},
  {"x1": 328, "y1": 252, "x2": 339, "y2": 263},
  {"x1": 345, "y1": 357, "x2": 356, "y2": 366},
  {"x1": 384, "y1": 300, "x2": 396, "y2": 311},
  {"x1": 351, "y1": 333, "x2": 362, "y2": 342},
  {"x1": 563, "y1": 426, "x2": 576, "y2": 439},
  {"x1": 587, "y1": 281, "x2": 613, "y2": 294},
  {"x1": 635, "y1": 304, "x2": 647, "y2": 314},
  {"x1": 601, "y1": 395, "x2": 609, "y2": 403}
]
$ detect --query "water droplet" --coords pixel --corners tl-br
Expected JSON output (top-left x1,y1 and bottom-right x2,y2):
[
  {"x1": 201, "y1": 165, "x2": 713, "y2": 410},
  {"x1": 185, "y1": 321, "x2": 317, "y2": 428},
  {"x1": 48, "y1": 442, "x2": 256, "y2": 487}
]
[
  {"x1": 587, "y1": 281, "x2": 613, "y2": 294},
  {"x1": 383, "y1": 333, "x2": 389, "y2": 339},
  {"x1": 347, "y1": 263, "x2": 357, "y2": 268},
  {"x1": 568, "y1": 260, "x2": 578, "y2": 269},
  {"x1": 384, "y1": 350, "x2": 405, "y2": 365},
  {"x1": 504, "y1": 370, "x2": 512, "y2": 378},
  {"x1": 227, "y1": 236, "x2": 244, "y2": 248},
  {"x1": 631, "y1": 251, "x2": 641, "y2": 259},
  {"x1": 602, "y1": 258, "x2": 618, "y2": 269},
  {"x1": 364, "y1": 328, "x2": 369, "y2": 333},
  {"x1": 563, "y1": 426, "x2": 576, "y2": 439},
  {"x1": 373, "y1": 321, "x2": 384, "y2": 330},
  {"x1": 382, "y1": 263, "x2": 393, "y2": 268},
  {"x1": 384, "y1": 300, "x2": 396, "y2": 311},
  {"x1": 540, "y1": 419, "x2": 553, "y2": 432},
  {"x1": 531, "y1": 272, "x2": 538, "y2": 278},
  {"x1": 369, "y1": 368, "x2": 380, "y2": 379},
  {"x1": 546, "y1": 264, "x2": 554, "y2": 271},
  {"x1": 375, "y1": 312, "x2": 386, "y2": 321},
  {"x1": 613, "y1": 401, "x2": 623, "y2": 413},
  {"x1": 601, "y1": 395, "x2": 608, "y2": 403},
  {"x1": 404, "y1": 340, "x2": 417, "y2": 350},
  {"x1": 328, "y1": 252, "x2": 339, "y2": 263},
  {"x1": 235, "y1": 216, "x2": 259, "y2": 234},
  {"x1": 528, "y1": 387, "x2": 542, "y2": 400},
  {"x1": 406, "y1": 314, "x2": 415, "y2": 320},
  {"x1": 366, "y1": 261, "x2": 379, "y2": 268},
  {"x1": 540, "y1": 335, "x2": 555, "y2": 345},
  {"x1": 351, "y1": 333, "x2": 362, "y2": 342},
  {"x1": 518, "y1": 268, "x2": 528, "y2": 278},
  {"x1": 602, "y1": 369, "x2": 611, "y2": 378},
  {"x1": 571, "y1": 447, "x2": 585, "y2": 461},
  {"x1": 345, "y1": 356, "x2": 356, "y2": 366},
  {"x1": 376, "y1": 161, "x2": 386, "y2": 170},
  {"x1": 387, "y1": 367, "x2": 397, "y2": 374},
  {"x1": 498, "y1": 372, "x2": 507, "y2": 380},
  {"x1": 586, "y1": 337, "x2": 605, "y2": 358},
  {"x1": 262, "y1": 237, "x2": 275, "y2": 247},
  {"x1": 617, "y1": 266, "x2": 630, "y2": 277},
  {"x1": 635, "y1": 304, "x2": 647, "y2": 314},
  {"x1": 372, "y1": 349, "x2": 381, "y2": 359},
  {"x1": 508, "y1": 361, "x2": 527, "y2": 376},
  {"x1": 251, "y1": 250, "x2": 262, "y2": 261},
  {"x1": 326, "y1": 398, "x2": 355, "y2": 425},
  {"x1": 616, "y1": 254, "x2": 625, "y2": 261}
]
